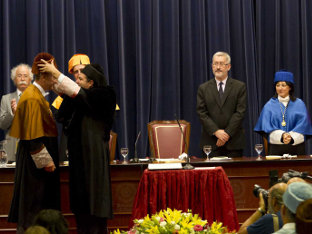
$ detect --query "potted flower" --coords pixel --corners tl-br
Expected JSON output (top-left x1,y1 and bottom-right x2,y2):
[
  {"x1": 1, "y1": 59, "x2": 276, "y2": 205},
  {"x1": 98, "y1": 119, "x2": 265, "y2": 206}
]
[{"x1": 112, "y1": 208, "x2": 236, "y2": 233}]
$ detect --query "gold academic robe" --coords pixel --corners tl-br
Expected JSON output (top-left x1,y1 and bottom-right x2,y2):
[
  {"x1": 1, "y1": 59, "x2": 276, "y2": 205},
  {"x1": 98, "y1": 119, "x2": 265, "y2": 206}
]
[
  {"x1": 10, "y1": 84, "x2": 57, "y2": 140},
  {"x1": 8, "y1": 84, "x2": 60, "y2": 229}
]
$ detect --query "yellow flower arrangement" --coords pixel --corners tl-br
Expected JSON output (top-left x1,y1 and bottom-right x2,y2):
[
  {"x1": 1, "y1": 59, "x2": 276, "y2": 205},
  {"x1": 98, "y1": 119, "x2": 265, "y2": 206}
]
[{"x1": 112, "y1": 208, "x2": 236, "y2": 234}]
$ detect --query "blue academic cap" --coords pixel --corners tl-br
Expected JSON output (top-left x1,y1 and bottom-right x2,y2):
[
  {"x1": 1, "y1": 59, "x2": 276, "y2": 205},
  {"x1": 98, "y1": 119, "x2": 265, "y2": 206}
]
[{"x1": 274, "y1": 70, "x2": 294, "y2": 84}]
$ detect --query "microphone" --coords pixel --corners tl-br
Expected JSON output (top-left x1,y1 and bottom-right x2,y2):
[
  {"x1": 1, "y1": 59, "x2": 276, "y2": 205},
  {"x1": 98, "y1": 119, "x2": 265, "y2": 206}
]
[
  {"x1": 175, "y1": 115, "x2": 194, "y2": 170},
  {"x1": 176, "y1": 118, "x2": 188, "y2": 154},
  {"x1": 133, "y1": 131, "x2": 141, "y2": 163}
]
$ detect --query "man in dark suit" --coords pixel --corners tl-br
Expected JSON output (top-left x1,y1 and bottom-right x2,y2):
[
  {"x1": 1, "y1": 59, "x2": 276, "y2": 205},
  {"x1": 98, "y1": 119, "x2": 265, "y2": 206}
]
[{"x1": 197, "y1": 51, "x2": 247, "y2": 157}]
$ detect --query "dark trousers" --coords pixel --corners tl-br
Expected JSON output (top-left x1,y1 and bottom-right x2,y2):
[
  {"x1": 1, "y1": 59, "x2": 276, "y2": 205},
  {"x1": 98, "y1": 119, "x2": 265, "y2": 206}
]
[{"x1": 75, "y1": 214, "x2": 107, "y2": 234}]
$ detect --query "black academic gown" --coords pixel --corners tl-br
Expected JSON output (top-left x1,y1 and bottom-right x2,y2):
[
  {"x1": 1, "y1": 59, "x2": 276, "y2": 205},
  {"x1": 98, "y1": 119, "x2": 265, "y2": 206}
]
[
  {"x1": 56, "y1": 85, "x2": 116, "y2": 218},
  {"x1": 8, "y1": 138, "x2": 60, "y2": 228}
]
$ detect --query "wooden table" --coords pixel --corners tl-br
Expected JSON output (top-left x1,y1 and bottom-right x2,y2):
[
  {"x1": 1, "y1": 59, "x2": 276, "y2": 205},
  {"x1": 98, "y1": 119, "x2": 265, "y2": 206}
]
[{"x1": 1, "y1": 156, "x2": 312, "y2": 233}]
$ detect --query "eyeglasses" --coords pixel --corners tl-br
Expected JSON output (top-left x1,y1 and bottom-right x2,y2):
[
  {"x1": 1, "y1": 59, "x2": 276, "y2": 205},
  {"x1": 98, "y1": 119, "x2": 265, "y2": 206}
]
[{"x1": 212, "y1": 62, "x2": 229, "y2": 67}]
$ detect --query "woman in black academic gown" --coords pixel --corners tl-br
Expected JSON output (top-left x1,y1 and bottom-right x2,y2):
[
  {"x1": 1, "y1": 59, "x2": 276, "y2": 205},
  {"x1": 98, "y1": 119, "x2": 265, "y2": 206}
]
[{"x1": 40, "y1": 61, "x2": 116, "y2": 234}]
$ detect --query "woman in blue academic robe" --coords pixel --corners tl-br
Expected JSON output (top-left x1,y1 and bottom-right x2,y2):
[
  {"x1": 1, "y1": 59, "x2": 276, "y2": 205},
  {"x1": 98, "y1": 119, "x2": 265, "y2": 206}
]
[{"x1": 254, "y1": 70, "x2": 312, "y2": 155}]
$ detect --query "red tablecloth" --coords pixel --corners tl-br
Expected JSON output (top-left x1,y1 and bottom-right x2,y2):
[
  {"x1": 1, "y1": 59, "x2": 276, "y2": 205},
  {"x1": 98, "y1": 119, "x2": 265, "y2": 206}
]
[{"x1": 130, "y1": 166, "x2": 239, "y2": 231}]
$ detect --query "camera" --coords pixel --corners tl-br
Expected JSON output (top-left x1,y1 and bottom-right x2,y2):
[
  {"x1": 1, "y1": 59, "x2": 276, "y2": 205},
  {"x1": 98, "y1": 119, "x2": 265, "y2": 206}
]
[
  {"x1": 253, "y1": 184, "x2": 269, "y2": 210},
  {"x1": 279, "y1": 169, "x2": 312, "y2": 183},
  {"x1": 269, "y1": 169, "x2": 312, "y2": 186},
  {"x1": 253, "y1": 169, "x2": 312, "y2": 211}
]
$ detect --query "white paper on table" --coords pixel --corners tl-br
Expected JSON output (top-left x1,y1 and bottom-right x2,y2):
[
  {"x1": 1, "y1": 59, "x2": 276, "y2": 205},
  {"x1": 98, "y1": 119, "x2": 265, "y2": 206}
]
[
  {"x1": 265, "y1": 155, "x2": 282, "y2": 160},
  {"x1": 194, "y1": 167, "x2": 216, "y2": 170},
  {"x1": 155, "y1": 158, "x2": 182, "y2": 162},
  {"x1": 139, "y1": 158, "x2": 149, "y2": 162},
  {"x1": 210, "y1": 157, "x2": 232, "y2": 161},
  {"x1": 148, "y1": 163, "x2": 182, "y2": 170}
]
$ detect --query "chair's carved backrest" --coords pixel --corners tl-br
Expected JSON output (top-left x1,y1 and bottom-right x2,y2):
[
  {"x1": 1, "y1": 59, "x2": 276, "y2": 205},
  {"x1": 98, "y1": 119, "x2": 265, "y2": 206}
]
[{"x1": 148, "y1": 120, "x2": 191, "y2": 158}]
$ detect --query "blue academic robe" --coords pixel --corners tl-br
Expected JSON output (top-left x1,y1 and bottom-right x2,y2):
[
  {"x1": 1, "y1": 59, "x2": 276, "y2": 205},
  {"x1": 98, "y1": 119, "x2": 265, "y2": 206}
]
[
  {"x1": 254, "y1": 98, "x2": 312, "y2": 136},
  {"x1": 254, "y1": 98, "x2": 312, "y2": 155}
]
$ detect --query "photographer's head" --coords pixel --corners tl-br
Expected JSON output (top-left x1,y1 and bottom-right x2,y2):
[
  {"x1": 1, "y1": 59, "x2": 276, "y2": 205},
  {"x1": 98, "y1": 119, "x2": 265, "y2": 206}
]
[
  {"x1": 287, "y1": 177, "x2": 306, "y2": 185},
  {"x1": 280, "y1": 182, "x2": 312, "y2": 225},
  {"x1": 267, "y1": 183, "x2": 288, "y2": 214}
]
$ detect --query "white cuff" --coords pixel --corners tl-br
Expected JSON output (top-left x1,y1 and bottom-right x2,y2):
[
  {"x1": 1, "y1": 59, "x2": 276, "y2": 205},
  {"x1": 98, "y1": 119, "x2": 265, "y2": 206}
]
[
  {"x1": 31, "y1": 146, "x2": 53, "y2": 168},
  {"x1": 288, "y1": 131, "x2": 304, "y2": 145},
  {"x1": 53, "y1": 74, "x2": 80, "y2": 98},
  {"x1": 269, "y1": 130, "x2": 285, "y2": 144},
  {"x1": 58, "y1": 73, "x2": 65, "y2": 83}
]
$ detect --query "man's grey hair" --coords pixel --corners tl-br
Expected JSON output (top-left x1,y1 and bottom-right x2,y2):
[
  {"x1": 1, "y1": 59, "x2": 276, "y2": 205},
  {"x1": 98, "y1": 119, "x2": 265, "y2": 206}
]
[
  {"x1": 11, "y1": 64, "x2": 33, "y2": 81},
  {"x1": 212, "y1": 51, "x2": 231, "y2": 64}
]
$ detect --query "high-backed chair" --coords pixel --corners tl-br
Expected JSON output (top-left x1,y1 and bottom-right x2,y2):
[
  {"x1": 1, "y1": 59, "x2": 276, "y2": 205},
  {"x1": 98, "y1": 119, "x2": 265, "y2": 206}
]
[
  {"x1": 148, "y1": 120, "x2": 191, "y2": 159},
  {"x1": 109, "y1": 131, "x2": 117, "y2": 161}
]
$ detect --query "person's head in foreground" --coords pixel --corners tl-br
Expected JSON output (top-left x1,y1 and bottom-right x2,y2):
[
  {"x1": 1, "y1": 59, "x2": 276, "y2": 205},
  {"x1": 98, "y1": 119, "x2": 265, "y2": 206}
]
[
  {"x1": 33, "y1": 209, "x2": 68, "y2": 234},
  {"x1": 295, "y1": 198, "x2": 312, "y2": 234},
  {"x1": 267, "y1": 182, "x2": 288, "y2": 214},
  {"x1": 281, "y1": 182, "x2": 312, "y2": 224},
  {"x1": 25, "y1": 225, "x2": 50, "y2": 234},
  {"x1": 287, "y1": 177, "x2": 306, "y2": 185}
]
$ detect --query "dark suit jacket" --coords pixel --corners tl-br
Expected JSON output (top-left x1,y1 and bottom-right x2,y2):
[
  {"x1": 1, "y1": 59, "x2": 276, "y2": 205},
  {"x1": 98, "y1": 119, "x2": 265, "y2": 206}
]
[{"x1": 197, "y1": 77, "x2": 247, "y2": 151}]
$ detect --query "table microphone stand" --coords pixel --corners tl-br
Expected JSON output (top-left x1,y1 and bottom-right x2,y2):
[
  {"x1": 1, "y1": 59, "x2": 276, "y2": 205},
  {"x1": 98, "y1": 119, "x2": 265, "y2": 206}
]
[
  {"x1": 133, "y1": 131, "x2": 141, "y2": 163},
  {"x1": 175, "y1": 117, "x2": 194, "y2": 170},
  {"x1": 183, "y1": 153, "x2": 194, "y2": 170},
  {"x1": 133, "y1": 149, "x2": 139, "y2": 163}
]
